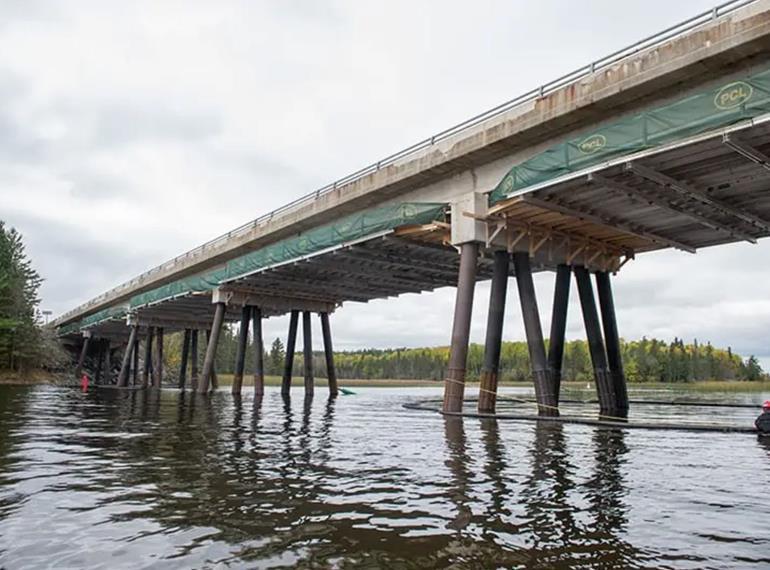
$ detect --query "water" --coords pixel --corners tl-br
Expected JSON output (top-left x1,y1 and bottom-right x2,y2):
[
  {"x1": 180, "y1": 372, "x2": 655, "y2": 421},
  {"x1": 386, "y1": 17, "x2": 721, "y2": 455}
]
[{"x1": 0, "y1": 384, "x2": 768, "y2": 569}]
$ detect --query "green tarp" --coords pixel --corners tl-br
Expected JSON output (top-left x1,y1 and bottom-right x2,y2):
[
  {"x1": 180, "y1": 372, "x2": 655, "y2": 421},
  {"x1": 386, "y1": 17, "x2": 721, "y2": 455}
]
[
  {"x1": 490, "y1": 65, "x2": 770, "y2": 204},
  {"x1": 62, "y1": 201, "x2": 447, "y2": 333}
]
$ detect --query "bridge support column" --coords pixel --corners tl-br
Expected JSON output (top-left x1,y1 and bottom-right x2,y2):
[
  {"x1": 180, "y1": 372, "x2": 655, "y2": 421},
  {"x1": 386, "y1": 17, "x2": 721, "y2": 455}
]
[
  {"x1": 178, "y1": 329, "x2": 191, "y2": 390},
  {"x1": 153, "y1": 327, "x2": 164, "y2": 388},
  {"x1": 74, "y1": 334, "x2": 91, "y2": 379},
  {"x1": 513, "y1": 252, "x2": 557, "y2": 416},
  {"x1": 547, "y1": 264, "x2": 571, "y2": 406},
  {"x1": 131, "y1": 335, "x2": 138, "y2": 385},
  {"x1": 443, "y1": 242, "x2": 479, "y2": 413},
  {"x1": 574, "y1": 266, "x2": 615, "y2": 417},
  {"x1": 478, "y1": 250, "x2": 509, "y2": 414},
  {"x1": 232, "y1": 306, "x2": 252, "y2": 395},
  {"x1": 117, "y1": 326, "x2": 138, "y2": 387},
  {"x1": 199, "y1": 302, "x2": 226, "y2": 394},
  {"x1": 282, "y1": 310, "x2": 299, "y2": 397},
  {"x1": 95, "y1": 339, "x2": 105, "y2": 384},
  {"x1": 320, "y1": 312, "x2": 338, "y2": 397},
  {"x1": 252, "y1": 307, "x2": 264, "y2": 398},
  {"x1": 190, "y1": 329, "x2": 199, "y2": 390},
  {"x1": 303, "y1": 311, "x2": 314, "y2": 397},
  {"x1": 106, "y1": 341, "x2": 114, "y2": 384},
  {"x1": 596, "y1": 271, "x2": 629, "y2": 417},
  {"x1": 142, "y1": 327, "x2": 154, "y2": 388}
]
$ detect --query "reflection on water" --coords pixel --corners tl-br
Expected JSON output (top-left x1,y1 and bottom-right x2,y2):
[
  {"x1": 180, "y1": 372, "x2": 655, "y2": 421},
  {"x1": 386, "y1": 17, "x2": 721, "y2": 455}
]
[{"x1": 0, "y1": 385, "x2": 768, "y2": 568}]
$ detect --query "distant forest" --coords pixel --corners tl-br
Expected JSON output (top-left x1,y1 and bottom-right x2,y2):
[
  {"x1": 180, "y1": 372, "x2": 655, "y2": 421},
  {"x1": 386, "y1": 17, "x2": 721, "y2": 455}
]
[{"x1": 188, "y1": 327, "x2": 766, "y2": 384}]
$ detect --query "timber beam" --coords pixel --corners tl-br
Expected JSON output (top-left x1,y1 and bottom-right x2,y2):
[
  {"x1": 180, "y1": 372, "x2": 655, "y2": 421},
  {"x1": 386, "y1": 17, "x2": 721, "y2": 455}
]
[{"x1": 521, "y1": 195, "x2": 696, "y2": 253}]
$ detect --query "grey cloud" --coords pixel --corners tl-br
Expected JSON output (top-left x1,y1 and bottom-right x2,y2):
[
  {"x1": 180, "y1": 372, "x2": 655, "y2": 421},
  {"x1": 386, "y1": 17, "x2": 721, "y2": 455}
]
[{"x1": 89, "y1": 102, "x2": 222, "y2": 148}]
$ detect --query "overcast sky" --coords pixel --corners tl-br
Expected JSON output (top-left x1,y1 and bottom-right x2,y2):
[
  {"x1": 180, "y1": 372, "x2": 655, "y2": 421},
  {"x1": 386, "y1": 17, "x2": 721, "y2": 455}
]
[{"x1": 3, "y1": 0, "x2": 770, "y2": 367}]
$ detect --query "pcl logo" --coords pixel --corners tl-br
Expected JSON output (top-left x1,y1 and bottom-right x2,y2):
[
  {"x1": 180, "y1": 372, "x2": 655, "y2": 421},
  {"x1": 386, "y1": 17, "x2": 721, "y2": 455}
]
[
  {"x1": 578, "y1": 134, "x2": 607, "y2": 154},
  {"x1": 714, "y1": 81, "x2": 753, "y2": 110}
]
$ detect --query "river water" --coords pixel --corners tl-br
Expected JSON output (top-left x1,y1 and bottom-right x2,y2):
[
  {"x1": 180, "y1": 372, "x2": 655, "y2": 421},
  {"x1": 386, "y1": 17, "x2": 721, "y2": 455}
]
[{"x1": 0, "y1": 384, "x2": 768, "y2": 569}]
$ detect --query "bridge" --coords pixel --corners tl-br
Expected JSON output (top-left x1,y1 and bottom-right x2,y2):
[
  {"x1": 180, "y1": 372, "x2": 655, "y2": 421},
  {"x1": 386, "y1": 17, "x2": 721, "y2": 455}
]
[{"x1": 54, "y1": 0, "x2": 770, "y2": 417}]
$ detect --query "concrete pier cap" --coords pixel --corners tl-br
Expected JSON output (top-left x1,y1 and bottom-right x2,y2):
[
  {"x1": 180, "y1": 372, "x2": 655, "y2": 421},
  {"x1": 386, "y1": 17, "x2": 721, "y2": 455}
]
[{"x1": 450, "y1": 192, "x2": 488, "y2": 246}]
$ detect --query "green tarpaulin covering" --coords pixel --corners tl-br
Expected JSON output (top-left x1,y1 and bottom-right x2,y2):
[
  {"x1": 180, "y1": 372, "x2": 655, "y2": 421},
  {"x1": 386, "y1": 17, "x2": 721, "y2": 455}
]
[
  {"x1": 62, "y1": 201, "x2": 447, "y2": 332},
  {"x1": 490, "y1": 65, "x2": 770, "y2": 204}
]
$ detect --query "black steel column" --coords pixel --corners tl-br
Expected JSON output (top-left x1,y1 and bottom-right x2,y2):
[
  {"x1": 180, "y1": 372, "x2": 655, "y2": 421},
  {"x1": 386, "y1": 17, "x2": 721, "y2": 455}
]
[
  {"x1": 106, "y1": 340, "x2": 114, "y2": 384},
  {"x1": 95, "y1": 339, "x2": 105, "y2": 384},
  {"x1": 131, "y1": 335, "x2": 138, "y2": 385},
  {"x1": 320, "y1": 312, "x2": 338, "y2": 397},
  {"x1": 282, "y1": 310, "x2": 299, "y2": 397},
  {"x1": 178, "y1": 329, "x2": 191, "y2": 390},
  {"x1": 190, "y1": 329, "x2": 199, "y2": 390},
  {"x1": 252, "y1": 307, "x2": 264, "y2": 398},
  {"x1": 117, "y1": 326, "x2": 138, "y2": 387},
  {"x1": 205, "y1": 329, "x2": 219, "y2": 389},
  {"x1": 595, "y1": 271, "x2": 629, "y2": 416},
  {"x1": 232, "y1": 306, "x2": 252, "y2": 395},
  {"x1": 154, "y1": 327, "x2": 164, "y2": 388},
  {"x1": 547, "y1": 264, "x2": 571, "y2": 405},
  {"x1": 142, "y1": 327, "x2": 154, "y2": 388},
  {"x1": 74, "y1": 335, "x2": 91, "y2": 379},
  {"x1": 574, "y1": 266, "x2": 615, "y2": 416},
  {"x1": 199, "y1": 303, "x2": 226, "y2": 394},
  {"x1": 478, "y1": 250, "x2": 509, "y2": 413},
  {"x1": 302, "y1": 311, "x2": 314, "y2": 397},
  {"x1": 512, "y1": 252, "x2": 557, "y2": 416},
  {"x1": 443, "y1": 242, "x2": 479, "y2": 413}
]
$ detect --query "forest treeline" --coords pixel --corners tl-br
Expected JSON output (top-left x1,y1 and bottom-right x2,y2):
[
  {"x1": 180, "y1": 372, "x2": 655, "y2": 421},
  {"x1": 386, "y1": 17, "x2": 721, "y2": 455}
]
[{"x1": 189, "y1": 327, "x2": 766, "y2": 384}]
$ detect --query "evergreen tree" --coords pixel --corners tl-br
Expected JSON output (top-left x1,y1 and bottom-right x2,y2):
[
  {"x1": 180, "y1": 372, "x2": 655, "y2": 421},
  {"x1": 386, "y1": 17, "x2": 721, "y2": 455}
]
[{"x1": 0, "y1": 222, "x2": 44, "y2": 371}]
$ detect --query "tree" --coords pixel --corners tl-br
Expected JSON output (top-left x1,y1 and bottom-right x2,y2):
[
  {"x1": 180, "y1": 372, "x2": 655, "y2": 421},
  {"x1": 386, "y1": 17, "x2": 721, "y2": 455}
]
[
  {"x1": 0, "y1": 222, "x2": 44, "y2": 372},
  {"x1": 742, "y1": 355, "x2": 763, "y2": 381},
  {"x1": 268, "y1": 337, "x2": 285, "y2": 375}
]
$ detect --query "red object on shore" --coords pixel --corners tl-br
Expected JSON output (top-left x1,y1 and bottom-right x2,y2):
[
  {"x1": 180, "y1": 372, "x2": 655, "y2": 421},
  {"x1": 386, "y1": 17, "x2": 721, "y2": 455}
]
[
  {"x1": 763, "y1": 400, "x2": 770, "y2": 411},
  {"x1": 81, "y1": 374, "x2": 89, "y2": 392}
]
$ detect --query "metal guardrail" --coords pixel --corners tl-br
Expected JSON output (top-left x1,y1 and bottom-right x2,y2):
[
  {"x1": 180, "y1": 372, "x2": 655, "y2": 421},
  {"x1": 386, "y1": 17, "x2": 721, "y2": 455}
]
[{"x1": 54, "y1": 0, "x2": 758, "y2": 326}]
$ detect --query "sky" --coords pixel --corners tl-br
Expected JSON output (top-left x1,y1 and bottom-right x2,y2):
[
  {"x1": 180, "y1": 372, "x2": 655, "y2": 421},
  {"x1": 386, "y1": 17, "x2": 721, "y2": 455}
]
[{"x1": 2, "y1": 0, "x2": 770, "y2": 367}]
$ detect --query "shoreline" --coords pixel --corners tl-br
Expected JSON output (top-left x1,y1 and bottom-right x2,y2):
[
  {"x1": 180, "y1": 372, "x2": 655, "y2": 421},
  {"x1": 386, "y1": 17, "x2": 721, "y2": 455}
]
[{"x1": 2, "y1": 370, "x2": 769, "y2": 393}]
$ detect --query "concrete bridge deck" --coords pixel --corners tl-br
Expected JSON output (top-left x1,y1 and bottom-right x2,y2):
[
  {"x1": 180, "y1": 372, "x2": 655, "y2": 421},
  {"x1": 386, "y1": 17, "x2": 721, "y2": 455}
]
[{"x1": 56, "y1": 0, "x2": 770, "y2": 417}]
